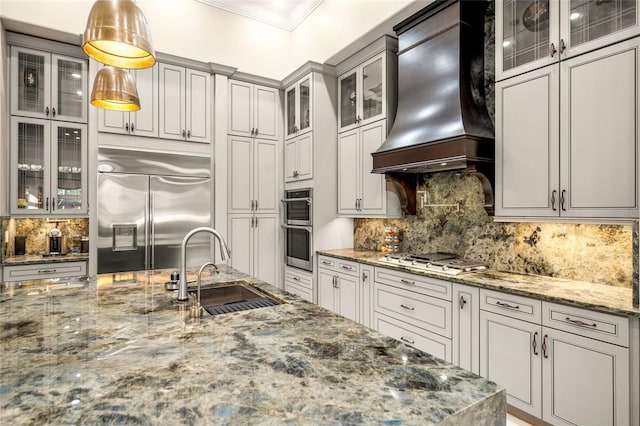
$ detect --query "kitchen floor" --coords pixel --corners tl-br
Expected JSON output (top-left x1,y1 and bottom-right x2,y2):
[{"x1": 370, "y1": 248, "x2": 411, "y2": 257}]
[{"x1": 507, "y1": 413, "x2": 533, "y2": 426}]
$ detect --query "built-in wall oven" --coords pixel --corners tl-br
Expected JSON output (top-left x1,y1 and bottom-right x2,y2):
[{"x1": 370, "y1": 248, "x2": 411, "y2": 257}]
[{"x1": 282, "y1": 189, "x2": 313, "y2": 271}]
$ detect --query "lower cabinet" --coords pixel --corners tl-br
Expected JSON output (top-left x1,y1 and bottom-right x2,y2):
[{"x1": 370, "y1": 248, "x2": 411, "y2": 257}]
[
  {"x1": 284, "y1": 266, "x2": 313, "y2": 302},
  {"x1": 3, "y1": 261, "x2": 87, "y2": 281},
  {"x1": 318, "y1": 261, "x2": 359, "y2": 323},
  {"x1": 479, "y1": 288, "x2": 631, "y2": 425},
  {"x1": 452, "y1": 284, "x2": 480, "y2": 375},
  {"x1": 360, "y1": 265, "x2": 374, "y2": 328},
  {"x1": 227, "y1": 214, "x2": 277, "y2": 285}
]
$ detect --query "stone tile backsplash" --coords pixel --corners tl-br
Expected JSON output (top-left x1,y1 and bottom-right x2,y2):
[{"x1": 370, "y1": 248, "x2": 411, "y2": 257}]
[
  {"x1": 354, "y1": 172, "x2": 633, "y2": 288},
  {"x1": 2, "y1": 217, "x2": 89, "y2": 257}
]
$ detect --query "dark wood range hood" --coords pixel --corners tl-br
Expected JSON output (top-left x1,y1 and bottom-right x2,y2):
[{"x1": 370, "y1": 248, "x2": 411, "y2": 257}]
[{"x1": 372, "y1": 0, "x2": 495, "y2": 214}]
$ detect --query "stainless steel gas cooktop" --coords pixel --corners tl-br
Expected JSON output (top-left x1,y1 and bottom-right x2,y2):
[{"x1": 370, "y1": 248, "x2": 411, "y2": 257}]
[{"x1": 378, "y1": 252, "x2": 489, "y2": 275}]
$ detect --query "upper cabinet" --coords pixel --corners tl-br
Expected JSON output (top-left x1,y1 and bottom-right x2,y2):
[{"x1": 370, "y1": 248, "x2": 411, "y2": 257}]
[
  {"x1": 10, "y1": 46, "x2": 88, "y2": 123},
  {"x1": 159, "y1": 63, "x2": 211, "y2": 143},
  {"x1": 496, "y1": 37, "x2": 639, "y2": 220},
  {"x1": 338, "y1": 52, "x2": 391, "y2": 132},
  {"x1": 97, "y1": 64, "x2": 158, "y2": 138},
  {"x1": 228, "y1": 80, "x2": 280, "y2": 140},
  {"x1": 10, "y1": 116, "x2": 87, "y2": 215},
  {"x1": 284, "y1": 73, "x2": 312, "y2": 140},
  {"x1": 496, "y1": 0, "x2": 640, "y2": 81}
]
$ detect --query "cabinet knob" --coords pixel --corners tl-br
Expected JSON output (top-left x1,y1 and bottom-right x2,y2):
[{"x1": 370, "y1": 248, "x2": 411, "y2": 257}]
[
  {"x1": 187, "y1": 130, "x2": 191, "y2": 138},
  {"x1": 559, "y1": 38, "x2": 566, "y2": 54},
  {"x1": 182, "y1": 129, "x2": 186, "y2": 137},
  {"x1": 542, "y1": 334, "x2": 549, "y2": 358},
  {"x1": 459, "y1": 295, "x2": 467, "y2": 310},
  {"x1": 45, "y1": 106, "x2": 50, "y2": 116},
  {"x1": 125, "y1": 123, "x2": 129, "y2": 132},
  {"x1": 532, "y1": 332, "x2": 539, "y2": 356},
  {"x1": 549, "y1": 42, "x2": 557, "y2": 58},
  {"x1": 131, "y1": 123, "x2": 135, "y2": 132},
  {"x1": 255, "y1": 128, "x2": 258, "y2": 136},
  {"x1": 551, "y1": 190, "x2": 557, "y2": 211},
  {"x1": 560, "y1": 189, "x2": 567, "y2": 211},
  {"x1": 52, "y1": 107, "x2": 56, "y2": 118}
]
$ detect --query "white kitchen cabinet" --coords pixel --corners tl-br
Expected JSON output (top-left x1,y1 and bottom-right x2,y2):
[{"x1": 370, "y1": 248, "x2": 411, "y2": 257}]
[
  {"x1": 360, "y1": 265, "x2": 374, "y2": 329},
  {"x1": 284, "y1": 133, "x2": 313, "y2": 183},
  {"x1": 3, "y1": 261, "x2": 86, "y2": 281},
  {"x1": 284, "y1": 266, "x2": 313, "y2": 302},
  {"x1": 338, "y1": 52, "x2": 391, "y2": 132},
  {"x1": 10, "y1": 116, "x2": 87, "y2": 215},
  {"x1": 496, "y1": 37, "x2": 639, "y2": 220},
  {"x1": 228, "y1": 80, "x2": 279, "y2": 140},
  {"x1": 317, "y1": 256, "x2": 360, "y2": 323},
  {"x1": 338, "y1": 120, "x2": 386, "y2": 216},
  {"x1": 227, "y1": 214, "x2": 277, "y2": 285},
  {"x1": 227, "y1": 136, "x2": 278, "y2": 214},
  {"x1": 452, "y1": 284, "x2": 480, "y2": 375},
  {"x1": 496, "y1": 0, "x2": 640, "y2": 81},
  {"x1": 159, "y1": 63, "x2": 211, "y2": 143},
  {"x1": 10, "y1": 45, "x2": 88, "y2": 124},
  {"x1": 284, "y1": 73, "x2": 312, "y2": 140},
  {"x1": 480, "y1": 288, "x2": 632, "y2": 424},
  {"x1": 97, "y1": 64, "x2": 158, "y2": 138}
]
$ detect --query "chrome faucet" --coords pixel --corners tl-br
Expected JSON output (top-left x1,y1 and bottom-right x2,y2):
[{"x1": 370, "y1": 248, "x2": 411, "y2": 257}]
[
  {"x1": 190, "y1": 262, "x2": 219, "y2": 318},
  {"x1": 178, "y1": 227, "x2": 231, "y2": 301}
]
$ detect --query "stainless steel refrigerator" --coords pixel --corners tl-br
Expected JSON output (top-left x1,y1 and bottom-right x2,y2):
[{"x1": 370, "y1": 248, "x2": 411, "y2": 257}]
[{"x1": 97, "y1": 148, "x2": 212, "y2": 273}]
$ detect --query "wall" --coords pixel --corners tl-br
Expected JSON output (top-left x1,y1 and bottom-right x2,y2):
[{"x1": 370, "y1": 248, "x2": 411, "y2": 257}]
[
  {"x1": 0, "y1": 0, "x2": 416, "y2": 80},
  {"x1": 354, "y1": 172, "x2": 634, "y2": 288},
  {"x1": 2, "y1": 217, "x2": 89, "y2": 256}
]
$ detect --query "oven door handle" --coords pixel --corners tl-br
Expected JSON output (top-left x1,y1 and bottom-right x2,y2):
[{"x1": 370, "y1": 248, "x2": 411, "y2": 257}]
[
  {"x1": 281, "y1": 224, "x2": 313, "y2": 231},
  {"x1": 280, "y1": 197, "x2": 312, "y2": 204}
]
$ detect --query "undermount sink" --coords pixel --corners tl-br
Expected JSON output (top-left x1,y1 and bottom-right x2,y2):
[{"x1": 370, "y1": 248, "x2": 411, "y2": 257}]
[{"x1": 188, "y1": 282, "x2": 282, "y2": 316}]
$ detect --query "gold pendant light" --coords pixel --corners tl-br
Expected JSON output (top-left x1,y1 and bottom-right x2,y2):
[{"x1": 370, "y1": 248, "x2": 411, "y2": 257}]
[
  {"x1": 83, "y1": 0, "x2": 156, "y2": 69},
  {"x1": 90, "y1": 66, "x2": 140, "y2": 111}
]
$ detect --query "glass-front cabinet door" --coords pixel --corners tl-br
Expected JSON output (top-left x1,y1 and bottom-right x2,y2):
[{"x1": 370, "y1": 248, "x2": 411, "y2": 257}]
[
  {"x1": 10, "y1": 46, "x2": 87, "y2": 123},
  {"x1": 51, "y1": 122, "x2": 87, "y2": 213},
  {"x1": 285, "y1": 74, "x2": 313, "y2": 140},
  {"x1": 298, "y1": 76, "x2": 311, "y2": 134},
  {"x1": 360, "y1": 54, "x2": 385, "y2": 126},
  {"x1": 496, "y1": 0, "x2": 560, "y2": 80},
  {"x1": 560, "y1": 0, "x2": 639, "y2": 58},
  {"x1": 285, "y1": 84, "x2": 297, "y2": 138},
  {"x1": 10, "y1": 116, "x2": 51, "y2": 214},
  {"x1": 339, "y1": 69, "x2": 358, "y2": 131}
]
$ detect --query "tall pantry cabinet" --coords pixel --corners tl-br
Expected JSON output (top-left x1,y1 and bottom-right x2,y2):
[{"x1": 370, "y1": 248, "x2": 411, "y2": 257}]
[
  {"x1": 227, "y1": 79, "x2": 281, "y2": 285},
  {"x1": 495, "y1": 0, "x2": 640, "y2": 220}
]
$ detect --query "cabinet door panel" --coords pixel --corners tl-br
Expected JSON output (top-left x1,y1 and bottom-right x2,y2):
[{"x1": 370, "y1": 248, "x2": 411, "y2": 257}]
[
  {"x1": 480, "y1": 310, "x2": 542, "y2": 418},
  {"x1": 317, "y1": 269, "x2": 336, "y2": 312},
  {"x1": 360, "y1": 55, "x2": 385, "y2": 125},
  {"x1": 543, "y1": 328, "x2": 629, "y2": 426},
  {"x1": 51, "y1": 54, "x2": 87, "y2": 123},
  {"x1": 253, "y1": 216, "x2": 277, "y2": 285},
  {"x1": 159, "y1": 64, "x2": 185, "y2": 140},
  {"x1": 227, "y1": 215, "x2": 253, "y2": 276},
  {"x1": 338, "y1": 130, "x2": 359, "y2": 213},
  {"x1": 561, "y1": 39, "x2": 639, "y2": 218},
  {"x1": 255, "y1": 140, "x2": 278, "y2": 213},
  {"x1": 255, "y1": 86, "x2": 278, "y2": 140},
  {"x1": 296, "y1": 134, "x2": 313, "y2": 181},
  {"x1": 338, "y1": 70, "x2": 358, "y2": 131},
  {"x1": 131, "y1": 66, "x2": 158, "y2": 137},
  {"x1": 496, "y1": 65, "x2": 560, "y2": 217},
  {"x1": 228, "y1": 136, "x2": 253, "y2": 213},
  {"x1": 284, "y1": 138, "x2": 297, "y2": 182},
  {"x1": 229, "y1": 80, "x2": 253, "y2": 137},
  {"x1": 336, "y1": 273, "x2": 359, "y2": 322},
  {"x1": 453, "y1": 284, "x2": 479, "y2": 375},
  {"x1": 11, "y1": 46, "x2": 51, "y2": 120},
  {"x1": 360, "y1": 266, "x2": 374, "y2": 328},
  {"x1": 359, "y1": 120, "x2": 386, "y2": 214},
  {"x1": 51, "y1": 122, "x2": 87, "y2": 213},
  {"x1": 186, "y1": 69, "x2": 210, "y2": 143}
]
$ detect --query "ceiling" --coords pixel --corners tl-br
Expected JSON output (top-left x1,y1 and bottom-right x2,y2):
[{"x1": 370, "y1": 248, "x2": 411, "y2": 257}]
[{"x1": 194, "y1": 0, "x2": 324, "y2": 31}]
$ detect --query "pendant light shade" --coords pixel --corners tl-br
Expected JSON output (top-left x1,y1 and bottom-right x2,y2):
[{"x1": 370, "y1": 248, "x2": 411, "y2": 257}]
[
  {"x1": 91, "y1": 66, "x2": 140, "y2": 111},
  {"x1": 83, "y1": 0, "x2": 156, "y2": 69}
]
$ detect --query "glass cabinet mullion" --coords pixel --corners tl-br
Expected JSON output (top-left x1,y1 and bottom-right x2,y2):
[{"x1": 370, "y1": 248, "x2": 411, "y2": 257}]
[
  {"x1": 51, "y1": 122, "x2": 87, "y2": 213},
  {"x1": 51, "y1": 54, "x2": 88, "y2": 123}
]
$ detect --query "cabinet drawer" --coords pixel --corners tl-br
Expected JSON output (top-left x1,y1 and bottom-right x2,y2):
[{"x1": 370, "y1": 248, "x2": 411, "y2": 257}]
[
  {"x1": 4, "y1": 261, "x2": 87, "y2": 281},
  {"x1": 480, "y1": 289, "x2": 541, "y2": 324},
  {"x1": 284, "y1": 281, "x2": 313, "y2": 303},
  {"x1": 375, "y1": 312, "x2": 452, "y2": 362},
  {"x1": 336, "y1": 259, "x2": 359, "y2": 277},
  {"x1": 317, "y1": 255, "x2": 337, "y2": 270},
  {"x1": 374, "y1": 282, "x2": 452, "y2": 339},
  {"x1": 542, "y1": 302, "x2": 629, "y2": 347},
  {"x1": 284, "y1": 267, "x2": 312, "y2": 290},
  {"x1": 374, "y1": 267, "x2": 452, "y2": 301}
]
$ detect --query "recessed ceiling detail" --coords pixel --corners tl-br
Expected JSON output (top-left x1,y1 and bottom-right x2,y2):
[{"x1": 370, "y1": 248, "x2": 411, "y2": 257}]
[{"x1": 195, "y1": 0, "x2": 324, "y2": 31}]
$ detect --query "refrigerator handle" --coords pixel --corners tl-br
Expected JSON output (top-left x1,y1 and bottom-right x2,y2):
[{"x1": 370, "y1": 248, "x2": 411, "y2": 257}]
[
  {"x1": 144, "y1": 190, "x2": 150, "y2": 270},
  {"x1": 150, "y1": 192, "x2": 156, "y2": 270}
]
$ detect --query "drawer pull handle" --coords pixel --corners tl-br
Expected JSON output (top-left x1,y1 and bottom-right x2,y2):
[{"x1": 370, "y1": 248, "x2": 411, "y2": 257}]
[
  {"x1": 400, "y1": 336, "x2": 415, "y2": 345},
  {"x1": 341, "y1": 265, "x2": 353, "y2": 270},
  {"x1": 565, "y1": 317, "x2": 597, "y2": 328},
  {"x1": 322, "y1": 261, "x2": 332, "y2": 265},
  {"x1": 400, "y1": 303, "x2": 415, "y2": 311},
  {"x1": 38, "y1": 269, "x2": 56, "y2": 274},
  {"x1": 292, "y1": 277, "x2": 300, "y2": 281},
  {"x1": 400, "y1": 279, "x2": 415, "y2": 285},
  {"x1": 532, "y1": 332, "x2": 539, "y2": 356},
  {"x1": 496, "y1": 301, "x2": 520, "y2": 310},
  {"x1": 542, "y1": 334, "x2": 549, "y2": 358}
]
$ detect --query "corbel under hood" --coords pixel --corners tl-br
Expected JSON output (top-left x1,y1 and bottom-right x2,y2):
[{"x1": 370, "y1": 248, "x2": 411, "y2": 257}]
[{"x1": 372, "y1": 0, "x2": 495, "y2": 213}]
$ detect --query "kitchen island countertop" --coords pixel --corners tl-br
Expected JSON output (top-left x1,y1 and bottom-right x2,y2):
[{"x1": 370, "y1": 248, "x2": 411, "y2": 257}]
[
  {"x1": 0, "y1": 266, "x2": 505, "y2": 425},
  {"x1": 317, "y1": 249, "x2": 640, "y2": 316}
]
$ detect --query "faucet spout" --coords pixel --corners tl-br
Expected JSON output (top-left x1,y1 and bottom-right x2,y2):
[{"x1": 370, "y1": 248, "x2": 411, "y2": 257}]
[{"x1": 178, "y1": 227, "x2": 231, "y2": 301}]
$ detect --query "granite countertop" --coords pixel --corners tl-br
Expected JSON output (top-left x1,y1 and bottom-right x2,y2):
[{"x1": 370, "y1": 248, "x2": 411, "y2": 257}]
[
  {"x1": 317, "y1": 249, "x2": 640, "y2": 317},
  {"x1": 0, "y1": 266, "x2": 505, "y2": 425},
  {"x1": 2, "y1": 253, "x2": 89, "y2": 266}
]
